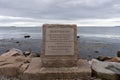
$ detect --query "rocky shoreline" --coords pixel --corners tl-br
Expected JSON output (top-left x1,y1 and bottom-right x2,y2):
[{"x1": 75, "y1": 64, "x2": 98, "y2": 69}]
[
  {"x1": 1, "y1": 38, "x2": 120, "y2": 60},
  {"x1": 0, "y1": 38, "x2": 41, "y2": 55},
  {"x1": 0, "y1": 49, "x2": 120, "y2": 80}
]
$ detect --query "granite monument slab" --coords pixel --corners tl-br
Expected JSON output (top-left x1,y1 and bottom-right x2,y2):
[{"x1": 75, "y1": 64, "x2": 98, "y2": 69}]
[{"x1": 41, "y1": 24, "x2": 78, "y2": 67}]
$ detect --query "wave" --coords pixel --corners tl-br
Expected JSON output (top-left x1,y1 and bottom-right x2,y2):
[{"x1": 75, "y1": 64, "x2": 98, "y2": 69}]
[{"x1": 78, "y1": 33, "x2": 120, "y2": 39}]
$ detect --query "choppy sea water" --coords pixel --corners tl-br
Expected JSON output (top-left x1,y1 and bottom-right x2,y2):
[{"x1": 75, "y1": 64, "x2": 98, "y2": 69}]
[
  {"x1": 0, "y1": 27, "x2": 120, "y2": 41},
  {"x1": 0, "y1": 27, "x2": 120, "y2": 59},
  {"x1": 0, "y1": 27, "x2": 42, "y2": 39},
  {"x1": 77, "y1": 27, "x2": 120, "y2": 43}
]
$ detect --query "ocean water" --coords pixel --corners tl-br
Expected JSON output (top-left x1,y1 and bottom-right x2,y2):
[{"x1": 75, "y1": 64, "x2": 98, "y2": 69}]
[
  {"x1": 0, "y1": 27, "x2": 120, "y2": 42},
  {"x1": 77, "y1": 27, "x2": 120, "y2": 43},
  {"x1": 0, "y1": 27, "x2": 120, "y2": 59},
  {"x1": 0, "y1": 27, "x2": 42, "y2": 39}
]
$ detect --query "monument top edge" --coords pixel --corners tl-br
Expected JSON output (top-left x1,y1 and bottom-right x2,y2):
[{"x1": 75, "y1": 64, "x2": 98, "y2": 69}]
[{"x1": 43, "y1": 24, "x2": 77, "y2": 27}]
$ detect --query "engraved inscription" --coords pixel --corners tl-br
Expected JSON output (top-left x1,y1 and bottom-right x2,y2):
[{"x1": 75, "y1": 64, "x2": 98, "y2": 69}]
[{"x1": 45, "y1": 27, "x2": 74, "y2": 55}]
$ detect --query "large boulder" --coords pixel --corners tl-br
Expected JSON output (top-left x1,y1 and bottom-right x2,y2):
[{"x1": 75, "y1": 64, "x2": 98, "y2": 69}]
[
  {"x1": 0, "y1": 56, "x2": 30, "y2": 77},
  {"x1": 91, "y1": 59, "x2": 120, "y2": 80},
  {"x1": 0, "y1": 48, "x2": 23, "y2": 58}
]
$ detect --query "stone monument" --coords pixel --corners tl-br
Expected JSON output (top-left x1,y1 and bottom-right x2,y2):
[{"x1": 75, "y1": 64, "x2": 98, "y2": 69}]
[
  {"x1": 41, "y1": 24, "x2": 78, "y2": 67},
  {"x1": 23, "y1": 24, "x2": 91, "y2": 80}
]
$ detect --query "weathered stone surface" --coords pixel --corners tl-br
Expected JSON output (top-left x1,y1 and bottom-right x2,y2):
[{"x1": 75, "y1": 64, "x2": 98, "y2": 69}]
[
  {"x1": 23, "y1": 59, "x2": 91, "y2": 80},
  {"x1": 92, "y1": 59, "x2": 120, "y2": 80},
  {"x1": 41, "y1": 24, "x2": 78, "y2": 67},
  {"x1": 96, "y1": 56, "x2": 111, "y2": 61},
  {"x1": 42, "y1": 58, "x2": 78, "y2": 67},
  {"x1": 0, "y1": 76, "x2": 20, "y2": 80},
  {"x1": 0, "y1": 48, "x2": 23, "y2": 59},
  {"x1": 19, "y1": 63, "x2": 29, "y2": 73},
  {"x1": 0, "y1": 63, "x2": 19, "y2": 77},
  {"x1": 90, "y1": 77, "x2": 102, "y2": 80},
  {"x1": 23, "y1": 58, "x2": 42, "y2": 80},
  {"x1": 96, "y1": 56, "x2": 120, "y2": 62},
  {"x1": 0, "y1": 56, "x2": 30, "y2": 77},
  {"x1": 106, "y1": 57, "x2": 120, "y2": 62}
]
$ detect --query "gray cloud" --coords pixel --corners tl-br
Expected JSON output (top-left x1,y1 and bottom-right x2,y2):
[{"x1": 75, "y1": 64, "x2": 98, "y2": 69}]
[
  {"x1": 0, "y1": 0, "x2": 120, "y2": 26},
  {"x1": 0, "y1": 0, "x2": 115, "y2": 18}
]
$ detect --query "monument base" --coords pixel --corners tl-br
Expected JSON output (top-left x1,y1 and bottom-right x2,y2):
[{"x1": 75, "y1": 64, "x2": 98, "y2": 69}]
[
  {"x1": 23, "y1": 58, "x2": 91, "y2": 80},
  {"x1": 41, "y1": 58, "x2": 78, "y2": 67}
]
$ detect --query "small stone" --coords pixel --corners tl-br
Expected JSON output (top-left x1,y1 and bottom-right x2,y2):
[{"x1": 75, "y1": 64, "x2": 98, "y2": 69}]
[
  {"x1": 96, "y1": 56, "x2": 111, "y2": 61},
  {"x1": 117, "y1": 51, "x2": 120, "y2": 57},
  {"x1": 24, "y1": 35, "x2": 30, "y2": 38},
  {"x1": 23, "y1": 51, "x2": 31, "y2": 57},
  {"x1": 29, "y1": 53, "x2": 40, "y2": 58},
  {"x1": 16, "y1": 41, "x2": 20, "y2": 44}
]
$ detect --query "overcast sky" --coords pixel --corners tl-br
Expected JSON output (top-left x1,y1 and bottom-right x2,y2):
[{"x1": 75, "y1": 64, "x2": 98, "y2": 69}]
[{"x1": 0, "y1": 0, "x2": 120, "y2": 27}]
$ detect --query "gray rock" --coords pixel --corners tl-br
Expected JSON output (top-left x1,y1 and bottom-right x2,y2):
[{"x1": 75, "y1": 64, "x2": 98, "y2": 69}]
[
  {"x1": 23, "y1": 51, "x2": 31, "y2": 57},
  {"x1": 91, "y1": 59, "x2": 120, "y2": 80},
  {"x1": 96, "y1": 56, "x2": 111, "y2": 61},
  {"x1": 10, "y1": 48, "x2": 23, "y2": 55},
  {"x1": 24, "y1": 35, "x2": 30, "y2": 38},
  {"x1": 29, "y1": 53, "x2": 40, "y2": 58},
  {"x1": 117, "y1": 51, "x2": 120, "y2": 57},
  {"x1": 0, "y1": 48, "x2": 23, "y2": 58}
]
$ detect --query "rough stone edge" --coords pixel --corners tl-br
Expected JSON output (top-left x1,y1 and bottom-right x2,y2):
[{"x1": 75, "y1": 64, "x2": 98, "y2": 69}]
[{"x1": 23, "y1": 59, "x2": 91, "y2": 80}]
